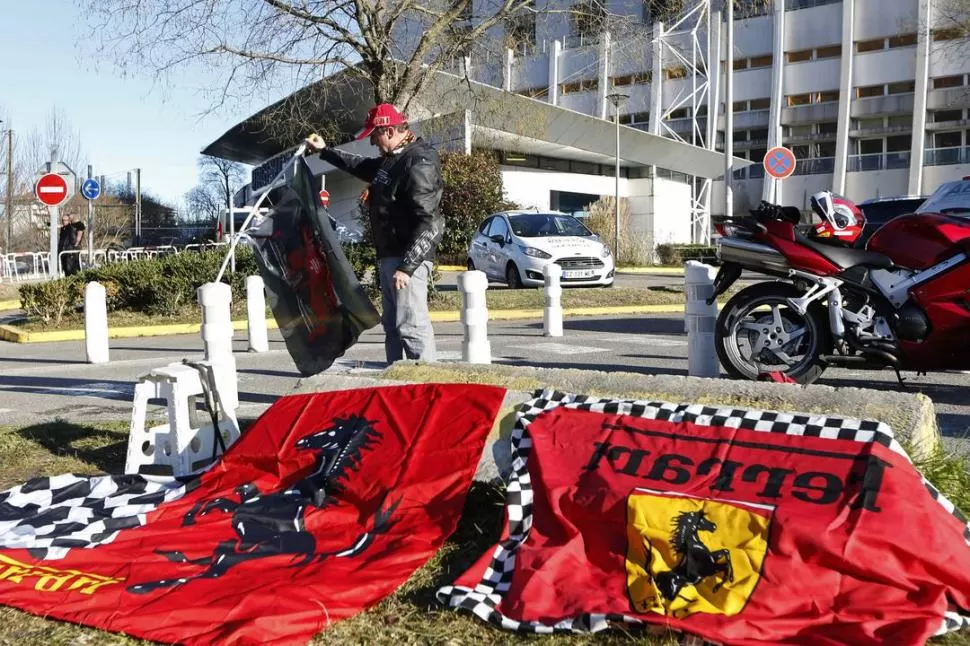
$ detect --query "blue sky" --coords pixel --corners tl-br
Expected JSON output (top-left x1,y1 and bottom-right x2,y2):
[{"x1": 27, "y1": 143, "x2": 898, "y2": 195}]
[{"x1": 0, "y1": 4, "x2": 285, "y2": 208}]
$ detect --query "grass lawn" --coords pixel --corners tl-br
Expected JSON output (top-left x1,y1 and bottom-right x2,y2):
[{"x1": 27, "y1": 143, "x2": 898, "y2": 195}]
[
  {"x1": 15, "y1": 286, "x2": 703, "y2": 333},
  {"x1": 0, "y1": 420, "x2": 967, "y2": 645}
]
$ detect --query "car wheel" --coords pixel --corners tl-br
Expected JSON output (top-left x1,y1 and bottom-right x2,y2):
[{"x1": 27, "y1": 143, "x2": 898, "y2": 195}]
[{"x1": 505, "y1": 262, "x2": 523, "y2": 289}]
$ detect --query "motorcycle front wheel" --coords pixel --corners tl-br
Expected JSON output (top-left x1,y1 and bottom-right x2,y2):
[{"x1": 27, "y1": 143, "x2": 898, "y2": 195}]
[{"x1": 715, "y1": 282, "x2": 832, "y2": 385}]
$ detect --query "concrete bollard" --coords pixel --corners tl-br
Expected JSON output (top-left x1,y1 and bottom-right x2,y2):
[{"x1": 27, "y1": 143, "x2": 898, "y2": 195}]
[
  {"x1": 684, "y1": 260, "x2": 719, "y2": 378},
  {"x1": 246, "y1": 275, "x2": 269, "y2": 353},
  {"x1": 198, "y1": 282, "x2": 238, "y2": 410},
  {"x1": 84, "y1": 281, "x2": 110, "y2": 364},
  {"x1": 543, "y1": 263, "x2": 563, "y2": 337},
  {"x1": 458, "y1": 270, "x2": 491, "y2": 364}
]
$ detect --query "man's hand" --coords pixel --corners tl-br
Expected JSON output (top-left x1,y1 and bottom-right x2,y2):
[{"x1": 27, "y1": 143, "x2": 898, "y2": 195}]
[
  {"x1": 304, "y1": 133, "x2": 326, "y2": 153},
  {"x1": 392, "y1": 270, "x2": 410, "y2": 290}
]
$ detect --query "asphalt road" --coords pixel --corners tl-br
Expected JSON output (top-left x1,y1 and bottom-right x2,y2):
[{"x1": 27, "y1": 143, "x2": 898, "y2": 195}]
[{"x1": 1, "y1": 313, "x2": 967, "y2": 456}]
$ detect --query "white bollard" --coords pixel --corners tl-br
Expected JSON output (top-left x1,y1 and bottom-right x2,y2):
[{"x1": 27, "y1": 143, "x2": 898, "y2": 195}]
[
  {"x1": 84, "y1": 281, "x2": 110, "y2": 364},
  {"x1": 543, "y1": 263, "x2": 563, "y2": 337},
  {"x1": 246, "y1": 275, "x2": 269, "y2": 353},
  {"x1": 458, "y1": 270, "x2": 491, "y2": 364},
  {"x1": 198, "y1": 282, "x2": 238, "y2": 410},
  {"x1": 684, "y1": 260, "x2": 719, "y2": 378}
]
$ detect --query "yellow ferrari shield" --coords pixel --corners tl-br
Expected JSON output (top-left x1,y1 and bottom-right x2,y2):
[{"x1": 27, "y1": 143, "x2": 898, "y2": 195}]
[{"x1": 625, "y1": 488, "x2": 772, "y2": 618}]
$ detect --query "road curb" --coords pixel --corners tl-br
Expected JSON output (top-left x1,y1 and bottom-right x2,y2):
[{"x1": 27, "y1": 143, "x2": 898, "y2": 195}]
[{"x1": 1, "y1": 303, "x2": 723, "y2": 343}]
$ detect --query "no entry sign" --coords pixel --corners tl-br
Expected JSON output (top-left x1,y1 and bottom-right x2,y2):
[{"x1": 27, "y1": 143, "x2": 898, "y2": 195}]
[
  {"x1": 763, "y1": 147, "x2": 796, "y2": 180},
  {"x1": 319, "y1": 189, "x2": 331, "y2": 208},
  {"x1": 35, "y1": 173, "x2": 70, "y2": 207}
]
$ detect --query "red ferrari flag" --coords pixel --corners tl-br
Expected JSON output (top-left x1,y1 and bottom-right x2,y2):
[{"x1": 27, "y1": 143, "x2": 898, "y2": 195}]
[
  {"x1": 439, "y1": 390, "x2": 970, "y2": 645},
  {"x1": 0, "y1": 384, "x2": 505, "y2": 645}
]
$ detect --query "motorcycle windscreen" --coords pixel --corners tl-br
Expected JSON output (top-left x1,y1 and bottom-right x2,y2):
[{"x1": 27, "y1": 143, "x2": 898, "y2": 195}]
[{"x1": 246, "y1": 157, "x2": 380, "y2": 376}]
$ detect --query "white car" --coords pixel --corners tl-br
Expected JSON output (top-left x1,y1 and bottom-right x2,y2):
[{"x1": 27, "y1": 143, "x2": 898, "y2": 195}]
[{"x1": 466, "y1": 210, "x2": 615, "y2": 288}]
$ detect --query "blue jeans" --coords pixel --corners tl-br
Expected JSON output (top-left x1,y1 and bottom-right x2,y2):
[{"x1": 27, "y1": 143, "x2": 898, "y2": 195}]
[{"x1": 378, "y1": 257, "x2": 436, "y2": 364}]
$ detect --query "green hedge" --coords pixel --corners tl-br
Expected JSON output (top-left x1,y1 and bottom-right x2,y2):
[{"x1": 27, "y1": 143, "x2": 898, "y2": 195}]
[
  {"x1": 656, "y1": 243, "x2": 718, "y2": 266},
  {"x1": 19, "y1": 248, "x2": 258, "y2": 324}
]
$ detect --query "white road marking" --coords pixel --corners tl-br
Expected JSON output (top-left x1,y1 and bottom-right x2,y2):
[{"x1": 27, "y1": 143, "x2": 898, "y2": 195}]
[{"x1": 507, "y1": 343, "x2": 610, "y2": 355}]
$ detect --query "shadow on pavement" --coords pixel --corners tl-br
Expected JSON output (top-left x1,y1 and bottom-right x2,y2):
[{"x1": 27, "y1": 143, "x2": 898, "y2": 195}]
[
  {"x1": 0, "y1": 375, "x2": 134, "y2": 402},
  {"x1": 555, "y1": 318, "x2": 688, "y2": 335}
]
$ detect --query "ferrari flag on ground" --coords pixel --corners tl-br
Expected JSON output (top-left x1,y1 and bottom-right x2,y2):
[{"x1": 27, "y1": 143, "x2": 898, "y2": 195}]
[
  {"x1": 439, "y1": 390, "x2": 970, "y2": 645},
  {"x1": 0, "y1": 384, "x2": 505, "y2": 645},
  {"x1": 248, "y1": 156, "x2": 379, "y2": 376}
]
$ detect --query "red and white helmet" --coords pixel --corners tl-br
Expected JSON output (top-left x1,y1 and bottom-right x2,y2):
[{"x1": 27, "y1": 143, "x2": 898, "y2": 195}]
[{"x1": 810, "y1": 191, "x2": 866, "y2": 245}]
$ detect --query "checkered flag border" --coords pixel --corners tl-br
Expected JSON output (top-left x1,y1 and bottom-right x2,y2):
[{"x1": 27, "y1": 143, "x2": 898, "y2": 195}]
[
  {"x1": 437, "y1": 388, "x2": 970, "y2": 639},
  {"x1": 0, "y1": 473, "x2": 196, "y2": 560}
]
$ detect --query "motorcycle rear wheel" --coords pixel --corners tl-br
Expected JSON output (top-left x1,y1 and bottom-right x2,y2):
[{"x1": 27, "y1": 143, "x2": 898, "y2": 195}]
[{"x1": 715, "y1": 282, "x2": 832, "y2": 385}]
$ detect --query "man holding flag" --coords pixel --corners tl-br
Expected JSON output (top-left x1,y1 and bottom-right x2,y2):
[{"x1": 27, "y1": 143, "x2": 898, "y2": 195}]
[{"x1": 305, "y1": 103, "x2": 444, "y2": 365}]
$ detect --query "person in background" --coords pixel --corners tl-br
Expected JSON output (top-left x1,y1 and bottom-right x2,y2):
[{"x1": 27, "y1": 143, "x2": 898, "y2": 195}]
[
  {"x1": 304, "y1": 103, "x2": 444, "y2": 365},
  {"x1": 58, "y1": 212, "x2": 85, "y2": 276}
]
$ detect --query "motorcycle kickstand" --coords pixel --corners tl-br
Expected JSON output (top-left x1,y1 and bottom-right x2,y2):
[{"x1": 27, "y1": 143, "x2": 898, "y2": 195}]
[{"x1": 893, "y1": 368, "x2": 908, "y2": 388}]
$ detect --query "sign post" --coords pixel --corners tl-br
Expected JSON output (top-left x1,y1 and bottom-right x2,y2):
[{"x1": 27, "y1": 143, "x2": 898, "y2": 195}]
[
  {"x1": 763, "y1": 146, "x2": 796, "y2": 205},
  {"x1": 82, "y1": 170, "x2": 101, "y2": 266},
  {"x1": 35, "y1": 161, "x2": 77, "y2": 279}
]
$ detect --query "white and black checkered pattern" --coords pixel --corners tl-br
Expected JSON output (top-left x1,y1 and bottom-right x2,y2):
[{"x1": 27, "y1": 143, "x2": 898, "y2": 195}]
[
  {"x1": 437, "y1": 388, "x2": 970, "y2": 639},
  {"x1": 0, "y1": 473, "x2": 195, "y2": 560}
]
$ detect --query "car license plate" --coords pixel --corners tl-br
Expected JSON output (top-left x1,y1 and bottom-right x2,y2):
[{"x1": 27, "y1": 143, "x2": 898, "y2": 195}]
[{"x1": 563, "y1": 269, "x2": 595, "y2": 279}]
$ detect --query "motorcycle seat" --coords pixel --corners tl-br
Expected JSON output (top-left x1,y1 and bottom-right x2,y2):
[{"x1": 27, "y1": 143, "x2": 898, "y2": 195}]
[{"x1": 794, "y1": 231, "x2": 895, "y2": 270}]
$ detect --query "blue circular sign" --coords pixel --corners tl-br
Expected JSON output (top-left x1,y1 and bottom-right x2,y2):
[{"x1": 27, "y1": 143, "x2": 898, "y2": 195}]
[{"x1": 81, "y1": 178, "x2": 101, "y2": 201}]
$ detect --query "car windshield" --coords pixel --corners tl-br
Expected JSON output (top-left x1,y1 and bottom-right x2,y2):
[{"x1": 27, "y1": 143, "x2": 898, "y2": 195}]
[
  {"x1": 859, "y1": 199, "x2": 926, "y2": 224},
  {"x1": 507, "y1": 213, "x2": 593, "y2": 238},
  {"x1": 917, "y1": 180, "x2": 970, "y2": 216}
]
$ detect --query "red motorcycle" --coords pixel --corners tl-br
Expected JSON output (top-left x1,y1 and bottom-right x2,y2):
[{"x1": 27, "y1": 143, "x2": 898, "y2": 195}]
[{"x1": 710, "y1": 180, "x2": 970, "y2": 384}]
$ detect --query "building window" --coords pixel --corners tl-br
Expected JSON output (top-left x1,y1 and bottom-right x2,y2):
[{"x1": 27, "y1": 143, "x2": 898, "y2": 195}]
[
  {"x1": 612, "y1": 75, "x2": 633, "y2": 87},
  {"x1": 934, "y1": 109, "x2": 964, "y2": 123},
  {"x1": 816, "y1": 44, "x2": 842, "y2": 59},
  {"x1": 817, "y1": 142, "x2": 837, "y2": 157},
  {"x1": 786, "y1": 125, "x2": 813, "y2": 137},
  {"x1": 933, "y1": 28, "x2": 964, "y2": 42},
  {"x1": 887, "y1": 80, "x2": 916, "y2": 95},
  {"x1": 668, "y1": 108, "x2": 689, "y2": 119},
  {"x1": 749, "y1": 54, "x2": 773, "y2": 68},
  {"x1": 818, "y1": 122, "x2": 838, "y2": 135},
  {"x1": 817, "y1": 90, "x2": 839, "y2": 103},
  {"x1": 786, "y1": 49, "x2": 812, "y2": 63},
  {"x1": 560, "y1": 79, "x2": 598, "y2": 94},
  {"x1": 888, "y1": 115, "x2": 911, "y2": 128},
  {"x1": 935, "y1": 131, "x2": 963, "y2": 148},
  {"x1": 888, "y1": 33, "x2": 918, "y2": 48},
  {"x1": 856, "y1": 38, "x2": 885, "y2": 53},
  {"x1": 886, "y1": 135, "x2": 912, "y2": 152},
  {"x1": 733, "y1": 129, "x2": 749, "y2": 141},
  {"x1": 618, "y1": 113, "x2": 633, "y2": 124},
  {"x1": 791, "y1": 145, "x2": 811, "y2": 159},
  {"x1": 749, "y1": 97, "x2": 771, "y2": 110},
  {"x1": 855, "y1": 117, "x2": 884, "y2": 130},
  {"x1": 665, "y1": 66, "x2": 688, "y2": 80},
  {"x1": 505, "y1": 11, "x2": 537, "y2": 51},
  {"x1": 859, "y1": 139, "x2": 884, "y2": 155},
  {"x1": 572, "y1": 0, "x2": 606, "y2": 40},
  {"x1": 733, "y1": 100, "x2": 748, "y2": 112},
  {"x1": 857, "y1": 85, "x2": 884, "y2": 98},
  {"x1": 749, "y1": 128, "x2": 769, "y2": 141},
  {"x1": 787, "y1": 93, "x2": 811, "y2": 106},
  {"x1": 933, "y1": 75, "x2": 965, "y2": 89},
  {"x1": 733, "y1": 58, "x2": 748, "y2": 70},
  {"x1": 631, "y1": 111, "x2": 650, "y2": 123},
  {"x1": 516, "y1": 86, "x2": 546, "y2": 98}
]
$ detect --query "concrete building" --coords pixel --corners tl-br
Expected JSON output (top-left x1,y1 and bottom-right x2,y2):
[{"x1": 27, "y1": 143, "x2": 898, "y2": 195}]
[
  {"x1": 453, "y1": 0, "x2": 970, "y2": 216},
  {"x1": 206, "y1": 0, "x2": 970, "y2": 250}
]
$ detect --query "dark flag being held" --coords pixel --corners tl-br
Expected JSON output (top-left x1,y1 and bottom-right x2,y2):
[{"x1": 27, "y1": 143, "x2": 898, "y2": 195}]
[
  {"x1": 0, "y1": 384, "x2": 506, "y2": 645},
  {"x1": 248, "y1": 156, "x2": 379, "y2": 376},
  {"x1": 440, "y1": 389, "x2": 970, "y2": 645}
]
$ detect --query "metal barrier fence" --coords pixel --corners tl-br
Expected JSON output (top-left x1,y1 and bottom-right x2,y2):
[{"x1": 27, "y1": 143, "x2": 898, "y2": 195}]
[{"x1": 1, "y1": 242, "x2": 229, "y2": 283}]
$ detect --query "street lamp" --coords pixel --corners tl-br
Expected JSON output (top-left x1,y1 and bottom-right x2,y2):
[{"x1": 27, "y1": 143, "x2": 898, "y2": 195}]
[
  {"x1": 0, "y1": 121, "x2": 12, "y2": 254},
  {"x1": 605, "y1": 92, "x2": 629, "y2": 259}
]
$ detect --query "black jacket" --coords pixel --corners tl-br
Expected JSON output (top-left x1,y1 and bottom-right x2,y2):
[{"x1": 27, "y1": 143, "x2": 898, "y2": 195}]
[{"x1": 318, "y1": 137, "x2": 444, "y2": 276}]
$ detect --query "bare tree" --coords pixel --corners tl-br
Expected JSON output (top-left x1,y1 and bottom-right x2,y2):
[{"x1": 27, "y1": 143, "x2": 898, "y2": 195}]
[
  {"x1": 199, "y1": 155, "x2": 247, "y2": 213},
  {"x1": 936, "y1": 0, "x2": 970, "y2": 36},
  {"x1": 185, "y1": 184, "x2": 223, "y2": 224}
]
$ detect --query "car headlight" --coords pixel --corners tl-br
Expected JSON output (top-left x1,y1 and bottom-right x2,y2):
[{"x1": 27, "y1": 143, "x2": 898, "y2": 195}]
[
  {"x1": 601, "y1": 244, "x2": 612, "y2": 258},
  {"x1": 519, "y1": 245, "x2": 551, "y2": 259}
]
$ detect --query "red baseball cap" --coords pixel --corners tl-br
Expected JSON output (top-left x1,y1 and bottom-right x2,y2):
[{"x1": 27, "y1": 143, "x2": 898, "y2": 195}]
[{"x1": 355, "y1": 103, "x2": 408, "y2": 140}]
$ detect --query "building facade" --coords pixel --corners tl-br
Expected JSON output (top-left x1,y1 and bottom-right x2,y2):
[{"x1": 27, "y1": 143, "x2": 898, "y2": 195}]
[{"x1": 456, "y1": 0, "x2": 970, "y2": 216}]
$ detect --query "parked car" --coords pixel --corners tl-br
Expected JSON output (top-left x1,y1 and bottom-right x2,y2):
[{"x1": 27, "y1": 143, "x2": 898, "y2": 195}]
[
  {"x1": 466, "y1": 210, "x2": 615, "y2": 288},
  {"x1": 857, "y1": 195, "x2": 927, "y2": 245}
]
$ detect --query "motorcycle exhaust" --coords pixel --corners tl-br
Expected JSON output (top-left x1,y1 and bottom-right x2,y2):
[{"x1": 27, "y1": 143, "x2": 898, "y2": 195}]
[{"x1": 717, "y1": 238, "x2": 790, "y2": 273}]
